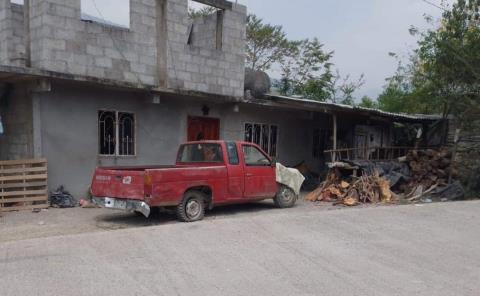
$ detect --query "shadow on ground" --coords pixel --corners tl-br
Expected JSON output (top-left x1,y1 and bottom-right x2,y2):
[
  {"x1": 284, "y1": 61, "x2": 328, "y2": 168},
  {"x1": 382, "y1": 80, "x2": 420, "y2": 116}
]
[{"x1": 94, "y1": 201, "x2": 279, "y2": 230}]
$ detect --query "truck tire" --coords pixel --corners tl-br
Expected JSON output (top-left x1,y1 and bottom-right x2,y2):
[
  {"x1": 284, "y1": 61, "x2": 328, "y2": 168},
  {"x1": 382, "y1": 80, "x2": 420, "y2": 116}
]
[
  {"x1": 177, "y1": 191, "x2": 206, "y2": 222},
  {"x1": 274, "y1": 185, "x2": 298, "y2": 208}
]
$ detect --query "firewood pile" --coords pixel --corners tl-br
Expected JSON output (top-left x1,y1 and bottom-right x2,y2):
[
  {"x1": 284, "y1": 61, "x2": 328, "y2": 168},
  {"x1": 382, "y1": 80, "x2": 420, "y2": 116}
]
[
  {"x1": 306, "y1": 147, "x2": 463, "y2": 206},
  {"x1": 401, "y1": 148, "x2": 455, "y2": 192},
  {"x1": 305, "y1": 169, "x2": 393, "y2": 206}
]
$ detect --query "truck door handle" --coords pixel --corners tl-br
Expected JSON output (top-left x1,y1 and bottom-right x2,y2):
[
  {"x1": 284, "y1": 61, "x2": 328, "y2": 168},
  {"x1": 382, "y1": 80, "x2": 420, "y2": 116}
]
[{"x1": 246, "y1": 173, "x2": 253, "y2": 177}]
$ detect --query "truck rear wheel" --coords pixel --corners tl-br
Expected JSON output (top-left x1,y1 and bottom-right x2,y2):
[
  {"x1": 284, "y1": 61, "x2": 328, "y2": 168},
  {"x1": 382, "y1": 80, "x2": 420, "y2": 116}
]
[
  {"x1": 274, "y1": 185, "x2": 298, "y2": 208},
  {"x1": 177, "y1": 191, "x2": 206, "y2": 222}
]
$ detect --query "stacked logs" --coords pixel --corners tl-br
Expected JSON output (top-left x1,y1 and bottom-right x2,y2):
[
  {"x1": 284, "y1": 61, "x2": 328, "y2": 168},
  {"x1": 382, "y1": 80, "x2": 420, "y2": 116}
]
[
  {"x1": 402, "y1": 148, "x2": 455, "y2": 191},
  {"x1": 305, "y1": 169, "x2": 393, "y2": 206}
]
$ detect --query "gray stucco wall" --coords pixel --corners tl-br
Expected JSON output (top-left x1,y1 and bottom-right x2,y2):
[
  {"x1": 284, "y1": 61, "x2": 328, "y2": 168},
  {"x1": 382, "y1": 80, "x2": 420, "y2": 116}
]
[
  {"x1": 36, "y1": 82, "x2": 321, "y2": 198},
  {"x1": 0, "y1": 83, "x2": 34, "y2": 160}
]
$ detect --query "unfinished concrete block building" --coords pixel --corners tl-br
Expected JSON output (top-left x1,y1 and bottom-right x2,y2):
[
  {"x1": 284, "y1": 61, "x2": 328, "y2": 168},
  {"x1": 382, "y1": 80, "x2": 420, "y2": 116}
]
[{"x1": 0, "y1": 0, "x2": 444, "y2": 198}]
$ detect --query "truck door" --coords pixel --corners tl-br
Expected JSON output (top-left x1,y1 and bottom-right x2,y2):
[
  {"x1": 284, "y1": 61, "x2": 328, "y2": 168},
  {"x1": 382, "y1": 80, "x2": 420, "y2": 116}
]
[
  {"x1": 225, "y1": 142, "x2": 244, "y2": 199},
  {"x1": 241, "y1": 144, "x2": 277, "y2": 198}
]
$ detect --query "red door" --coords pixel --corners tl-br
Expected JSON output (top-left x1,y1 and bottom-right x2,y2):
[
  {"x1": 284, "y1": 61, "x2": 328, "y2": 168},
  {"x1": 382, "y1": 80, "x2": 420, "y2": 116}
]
[{"x1": 187, "y1": 117, "x2": 220, "y2": 141}]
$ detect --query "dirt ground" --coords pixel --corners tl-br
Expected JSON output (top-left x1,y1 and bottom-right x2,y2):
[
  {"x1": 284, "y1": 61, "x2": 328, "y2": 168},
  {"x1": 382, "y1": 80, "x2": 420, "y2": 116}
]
[
  {"x1": 0, "y1": 197, "x2": 391, "y2": 243},
  {"x1": 2, "y1": 199, "x2": 479, "y2": 296}
]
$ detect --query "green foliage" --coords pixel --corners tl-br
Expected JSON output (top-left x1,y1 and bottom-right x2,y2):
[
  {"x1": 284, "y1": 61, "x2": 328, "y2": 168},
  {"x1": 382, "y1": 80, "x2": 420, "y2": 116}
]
[
  {"x1": 278, "y1": 38, "x2": 334, "y2": 100},
  {"x1": 379, "y1": 0, "x2": 480, "y2": 125},
  {"x1": 188, "y1": 6, "x2": 218, "y2": 19},
  {"x1": 246, "y1": 14, "x2": 364, "y2": 103},
  {"x1": 378, "y1": 0, "x2": 480, "y2": 196},
  {"x1": 246, "y1": 14, "x2": 291, "y2": 71},
  {"x1": 358, "y1": 96, "x2": 379, "y2": 109}
]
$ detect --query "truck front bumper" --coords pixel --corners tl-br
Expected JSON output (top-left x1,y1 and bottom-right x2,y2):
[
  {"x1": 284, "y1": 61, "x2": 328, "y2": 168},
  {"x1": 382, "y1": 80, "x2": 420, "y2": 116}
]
[{"x1": 92, "y1": 197, "x2": 151, "y2": 218}]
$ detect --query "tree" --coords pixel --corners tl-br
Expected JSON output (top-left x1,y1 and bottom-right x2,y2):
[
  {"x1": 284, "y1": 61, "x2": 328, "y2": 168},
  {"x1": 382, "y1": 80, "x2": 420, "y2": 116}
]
[
  {"x1": 246, "y1": 14, "x2": 292, "y2": 71},
  {"x1": 188, "y1": 5, "x2": 217, "y2": 19},
  {"x1": 278, "y1": 38, "x2": 334, "y2": 100},
  {"x1": 358, "y1": 96, "x2": 379, "y2": 109},
  {"x1": 378, "y1": 0, "x2": 480, "y2": 196},
  {"x1": 378, "y1": 0, "x2": 480, "y2": 126},
  {"x1": 245, "y1": 14, "x2": 365, "y2": 103},
  {"x1": 329, "y1": 72, "x2": 365, "y2": 105}
]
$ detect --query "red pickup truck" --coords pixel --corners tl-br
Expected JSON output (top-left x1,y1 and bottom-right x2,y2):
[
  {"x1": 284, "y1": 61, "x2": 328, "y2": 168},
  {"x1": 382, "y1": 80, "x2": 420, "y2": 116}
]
[{"x1": 91, "y1": 141, "x2": 298, "y2": 222}]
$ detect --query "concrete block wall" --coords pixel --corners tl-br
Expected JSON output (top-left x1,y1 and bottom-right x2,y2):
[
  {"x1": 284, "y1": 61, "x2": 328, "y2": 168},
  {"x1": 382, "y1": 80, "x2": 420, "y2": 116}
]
[
  {"x1": 0, "y1": 0, "x2": 13, "y2": 66},
  {"x1": 190, "y1": 12, "x2": 218, "y2": 49},
  {"x1": 0, "y1": 83, "x2": 34, "y2": 160},
  {"x1": 10, "y1": 3, "x2": 25, "y2": 66},
  {"x1": 29, "y1": 0, "x2": 158, "y2": 85},
  {"x1": 0, "y1": 0, "x2": 246, "y2": 97},
  {"x1": 166, "y1": 0, "x2": 246, "y2": 97}
]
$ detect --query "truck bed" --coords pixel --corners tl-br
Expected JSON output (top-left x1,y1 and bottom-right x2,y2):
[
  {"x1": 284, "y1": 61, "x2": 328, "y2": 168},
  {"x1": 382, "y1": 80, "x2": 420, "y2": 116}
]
[{"x1": 91, "y1": 164, "x2": 227, "y2": 204}]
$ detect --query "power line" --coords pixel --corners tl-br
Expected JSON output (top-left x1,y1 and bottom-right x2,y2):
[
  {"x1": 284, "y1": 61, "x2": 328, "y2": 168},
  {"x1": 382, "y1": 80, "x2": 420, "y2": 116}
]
[
  {"x1": 90, "y1": 0, "x2": 145, "y2": 86},
  {"x1": 420, "y1": 0, "x2": 448, "y2": 11}
]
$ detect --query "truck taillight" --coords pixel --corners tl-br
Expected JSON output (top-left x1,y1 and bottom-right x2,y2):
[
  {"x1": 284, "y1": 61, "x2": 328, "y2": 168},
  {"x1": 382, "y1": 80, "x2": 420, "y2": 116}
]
[{"x1": 144, "y1": 174, "x2": 152, "y2": 186}]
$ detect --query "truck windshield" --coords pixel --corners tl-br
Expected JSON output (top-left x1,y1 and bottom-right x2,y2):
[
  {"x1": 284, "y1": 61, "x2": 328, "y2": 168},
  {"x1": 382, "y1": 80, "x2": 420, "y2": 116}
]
[{"x1": 178, "y1": 144, "x2": 224, "y2": 163}]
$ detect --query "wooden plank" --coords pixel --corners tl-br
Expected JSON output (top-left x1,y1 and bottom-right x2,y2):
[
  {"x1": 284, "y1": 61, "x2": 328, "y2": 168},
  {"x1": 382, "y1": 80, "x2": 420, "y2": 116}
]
[
  {"x1": 0, "y1": 174, "x2": 47, "y2": 182},
  {"x1": 0, "y1": 158, "x2": 47, "y2": 166},
  {"x1": 0, "y1": 196, "x2": 47, "y2": 204},
  {"x1": 0, "y1": 166, "x2": 47, "y2": 174},
  {"x1": 0, "y1": 189, "x2": 47, "y2": 197},
  {"x1": 0, "y1": 181, "x2": 47, "y2": 189},
  {"x1": 0, "y1": 204, "x2": 48, "y2": 212}
]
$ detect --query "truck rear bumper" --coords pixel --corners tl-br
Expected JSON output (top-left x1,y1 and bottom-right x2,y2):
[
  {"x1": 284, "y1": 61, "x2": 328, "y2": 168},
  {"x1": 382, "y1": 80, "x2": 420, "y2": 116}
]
[{"x1": 92, "y1": 197, "x2": 151, "y2": 217}]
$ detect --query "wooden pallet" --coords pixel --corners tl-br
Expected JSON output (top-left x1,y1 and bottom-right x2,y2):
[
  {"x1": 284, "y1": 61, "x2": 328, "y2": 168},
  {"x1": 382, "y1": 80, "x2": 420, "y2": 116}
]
[{"x1": 0, "y1": 158, "x2": 48, "y2": 212}]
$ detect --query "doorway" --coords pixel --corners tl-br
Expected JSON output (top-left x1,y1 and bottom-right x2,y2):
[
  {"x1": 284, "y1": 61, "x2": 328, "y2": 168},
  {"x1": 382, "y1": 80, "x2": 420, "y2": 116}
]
[{"x1": 187, "y1": 116, "x2": 220, "y2": 141}]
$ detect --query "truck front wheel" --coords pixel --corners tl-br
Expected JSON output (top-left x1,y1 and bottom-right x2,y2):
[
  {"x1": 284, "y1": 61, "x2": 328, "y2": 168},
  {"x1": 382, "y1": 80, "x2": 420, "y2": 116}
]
[
  {"x1": 274, "y1": 185, "x2": 298, "y2": 208},
  {"x1": 177, "y1": 191, "x2": 206, "y2": 222}
]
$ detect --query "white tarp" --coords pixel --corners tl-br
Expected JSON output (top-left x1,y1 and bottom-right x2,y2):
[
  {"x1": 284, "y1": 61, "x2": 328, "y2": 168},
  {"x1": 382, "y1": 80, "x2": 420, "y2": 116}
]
[{"x1": 276, "y1": 163, "x2": 305, "y2": 195}]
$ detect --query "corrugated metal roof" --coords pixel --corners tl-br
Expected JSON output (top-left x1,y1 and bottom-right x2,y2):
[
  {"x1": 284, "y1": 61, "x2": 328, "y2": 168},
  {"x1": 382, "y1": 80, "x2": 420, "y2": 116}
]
[{"x1": 264, "y1": 94, "x2": 444, "y2": 122}]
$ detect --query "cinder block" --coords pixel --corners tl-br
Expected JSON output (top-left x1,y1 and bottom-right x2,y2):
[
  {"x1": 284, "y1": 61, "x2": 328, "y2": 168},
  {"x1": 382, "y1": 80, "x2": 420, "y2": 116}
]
[{"x1": 95, "y1": 57, "x2": 113, "y2": 68}]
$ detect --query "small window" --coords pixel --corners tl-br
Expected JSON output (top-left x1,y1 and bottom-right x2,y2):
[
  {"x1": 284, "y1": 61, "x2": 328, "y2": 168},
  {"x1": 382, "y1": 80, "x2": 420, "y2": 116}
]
[
  {"x1": 244, "y1": 123, "x2": 278, "y2": 157},
  {"x1": 226, "y1": 142, "x2": 239, "y2": 165},
  {"x1": 178, "y1": 144, "x2": 223, "y2": 163},
  {"x1": 99, "y1": 111, "x2": 135, "y2": 156},
  {"x1": 81, "y1": 0, "x2": 130, "y2": 28},
  {"x1": 243, "y1": 145, "x2": 271, "y2": 166}
]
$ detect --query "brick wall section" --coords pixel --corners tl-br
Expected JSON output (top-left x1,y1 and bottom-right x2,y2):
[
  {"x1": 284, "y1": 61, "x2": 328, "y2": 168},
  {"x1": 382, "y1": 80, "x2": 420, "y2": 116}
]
[
  {"x1": 0, "y1": 84, "x2": 34, "y2": 160},
  {"x1": 0, "y1": 0, "x2": 12, "y2": 66},
  {"x1": 0, "y1": 0, "x2": 247, "y2": 98},
  {"x1": 190, "y1": 12, "x2": 218, "y2": 49},
  {"x1": 10, "y1": 3, "x2": 25, "y2": 66},
  {"x1": 166, "y1": 0, "x2": 246, "y2": 97},
  {"x1": 29, "y1": 0, "x2": 158, "y2": 85}
]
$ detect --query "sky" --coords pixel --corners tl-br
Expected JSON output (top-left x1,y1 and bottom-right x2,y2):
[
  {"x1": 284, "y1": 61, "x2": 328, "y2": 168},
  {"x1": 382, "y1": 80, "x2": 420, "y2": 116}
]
[{"x1": 12, "y1": 0, "x2": 452, "y2": 98}]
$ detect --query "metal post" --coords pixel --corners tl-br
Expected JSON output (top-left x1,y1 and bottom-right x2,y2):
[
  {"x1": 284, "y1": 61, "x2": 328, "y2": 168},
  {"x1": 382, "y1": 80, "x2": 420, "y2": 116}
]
[
  {"x1": 332, "y1": 113, "x2": 337, "y2": 162},
  {"x1": 448, "y1": 129, "x2": 461, "y2": 184}
]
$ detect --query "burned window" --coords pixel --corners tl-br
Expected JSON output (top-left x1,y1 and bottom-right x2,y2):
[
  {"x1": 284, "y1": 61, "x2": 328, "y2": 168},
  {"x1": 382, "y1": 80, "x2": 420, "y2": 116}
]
[
  {"x1": 244, "y1": 123, "x2": 278, "y2": 157},
  {"x1": 99, "y1": 111, "x2": 135, "y2": 156}
]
